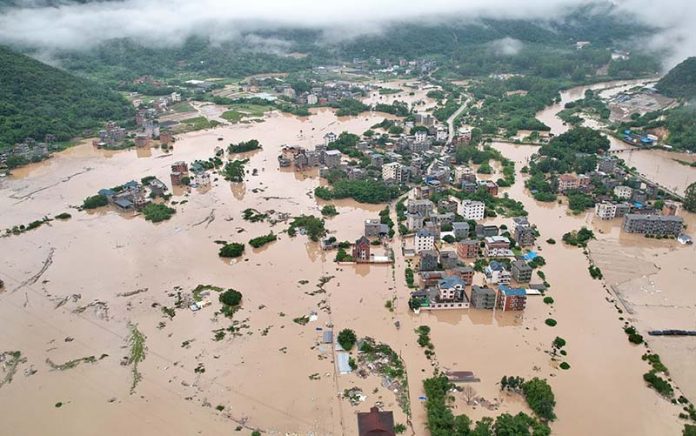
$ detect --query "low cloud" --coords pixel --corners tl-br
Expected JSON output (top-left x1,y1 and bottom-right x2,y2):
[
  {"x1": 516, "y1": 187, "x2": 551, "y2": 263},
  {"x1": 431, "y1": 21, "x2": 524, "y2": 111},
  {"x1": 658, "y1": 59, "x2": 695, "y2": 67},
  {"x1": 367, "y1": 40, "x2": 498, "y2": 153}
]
[
  {"x1": 490, "y1": 37, "x2": 524, "y2": 56},
  {"x1": 0, "y1": 0, "x2": 693, "y2": 67}
]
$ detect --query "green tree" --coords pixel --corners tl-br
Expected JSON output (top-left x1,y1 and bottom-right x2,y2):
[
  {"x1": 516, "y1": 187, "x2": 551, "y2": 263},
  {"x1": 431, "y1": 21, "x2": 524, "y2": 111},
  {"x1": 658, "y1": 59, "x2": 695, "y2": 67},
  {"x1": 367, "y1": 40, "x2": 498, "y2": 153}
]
[
  {"x1": 219, "y1": 289, "x2": 242, "y2": 307},
  {"x1": 685, "y1": 182, "x2": 696, "y2": 213},
  {"x1": 337, "y1": 329, "x2": 357, "y2": 350},
  {"x1": 219, "y1": 242, "x2": 245, "y2": 258}
]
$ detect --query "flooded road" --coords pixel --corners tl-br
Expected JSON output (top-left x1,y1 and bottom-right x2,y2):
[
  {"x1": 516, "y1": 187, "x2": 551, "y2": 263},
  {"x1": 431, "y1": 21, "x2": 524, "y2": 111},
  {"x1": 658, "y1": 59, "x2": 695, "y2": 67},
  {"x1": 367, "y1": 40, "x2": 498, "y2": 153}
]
[
  {"x1": 0, "y1": 102, "x2": 689, "y2": 435},
  {"x1": 535, "y1": 80, "x2": 696, "y2": 196}
]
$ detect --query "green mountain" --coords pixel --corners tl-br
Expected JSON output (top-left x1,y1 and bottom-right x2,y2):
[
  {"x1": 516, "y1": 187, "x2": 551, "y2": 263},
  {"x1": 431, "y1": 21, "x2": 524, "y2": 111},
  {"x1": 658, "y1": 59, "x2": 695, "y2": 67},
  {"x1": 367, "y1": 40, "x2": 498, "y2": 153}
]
[
  {"x1": 0, "y1": 45, "x2": 133, "y2": 149},
  {"x1": 657, "y1": 57, "x2": 696, "y2": 99}
]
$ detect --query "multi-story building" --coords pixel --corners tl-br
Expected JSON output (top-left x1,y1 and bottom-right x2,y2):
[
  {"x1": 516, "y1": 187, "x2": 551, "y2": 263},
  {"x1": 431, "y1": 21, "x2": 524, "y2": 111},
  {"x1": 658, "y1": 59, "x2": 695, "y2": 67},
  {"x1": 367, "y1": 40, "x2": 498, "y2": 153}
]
[
  {"x1": 511, "y1": 260, "x2": 533, "y2": 283},
  {"x1": 352, "y1": 236, "x2": 371, "y2": 262},
  {"x1": 452, "y1": 222, "x2": 470, "y2": 240},
  {"x1": 407, "y1": 213, "x2": 424, "y2": 231},
  {"x1": 471, "y1": 285, "x2": 497, "y2": 309},
  {"x1": 364, "y1": 219, "x2": 389, "y2": 238},
  {"x1": 452, "y1": 265, "x2": 474, "y2": 284},
  {"x1": 429, "y1": 212, "x2": 455, "y2": 227},
  {"x1": 455, "y1": 166, "x2": 477, "y2": 183},
  {"x1": 513, "y1": 217, "x2": 536, "y2": 247},
  {"x1": 485, "y1": 261, "x2": 511, "y2": 285},
  {"x1": 419, "y1": 250, "x2": 439, "y2": 272},
  {"x1": 415, "y1": 229, "x2": 436, "y2": 253},
  {"x1": 597, "y1": 156, "x2": 618, "y2": 173},
  {"x1": 382, "y1": 162, "x2": 403, "y2": 183},
  {"x1": 439, "y1": 251, "x2": 458, "y2": 269},
  {"x1": 459, "y1": 200, "x2": 485, "y2": 220},
  {"x1": 496, "y1": 284, "x2": 527, "y2": 311},
  {"x1": 407, "y1": 199, "x2": 434, "y2": 217},
  {"x1": 477, "y1": 180, "x2": 499, "y2": 196},
  {"x1": 323, "y1": 132, "x2": 337, "y2": 146},
  {"x1": 558, "y1": 174, "x2": 580, "y2": 192},
  {"x1": 323, "y1": 149, "x2": 342, "y2": 168},
  {"x1": 614, "y1": 185, "x2": 633, "y2": 199},
  {"x1": 457, "y1": 240, "x2": 479, "y2": 258},
  {"x1": 622, "y1": 214, "x2": 684, "y2": 236},
  {"x1": 594, "y1": 201, "x2": 618, "y2": 220},
  {"x1": 484, "y1": 236, "x2": 511, "y2": 257}
]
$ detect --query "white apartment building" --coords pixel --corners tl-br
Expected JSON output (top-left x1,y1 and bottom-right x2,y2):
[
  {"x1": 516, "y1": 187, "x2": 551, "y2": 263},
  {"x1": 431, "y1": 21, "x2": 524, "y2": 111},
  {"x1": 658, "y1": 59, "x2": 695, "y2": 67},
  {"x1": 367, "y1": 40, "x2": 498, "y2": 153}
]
[
  {"x1": 458, "y1": 200, "x2": 485, "y2": 220},
  {"x1": 595, "y1": 201, "x2": 618, "y2": 220},
  {"x1": 415, "y1": 229, "x2": 435, "y2": 253},
  {"x1": 614, "y1": 185, "x2": 633, "y2": 199}
]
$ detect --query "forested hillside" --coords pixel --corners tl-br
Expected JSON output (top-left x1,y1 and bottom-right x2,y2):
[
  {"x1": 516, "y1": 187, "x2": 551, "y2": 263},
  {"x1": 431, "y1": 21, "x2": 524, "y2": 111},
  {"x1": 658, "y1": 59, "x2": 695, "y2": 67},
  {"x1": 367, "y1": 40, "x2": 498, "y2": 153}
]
[
  {"x1": 657, "y1": 57, "x2": 696, "y2": 99},
  {"x1": 0, "y1": 45, "x2": 133, "y2": 149}
]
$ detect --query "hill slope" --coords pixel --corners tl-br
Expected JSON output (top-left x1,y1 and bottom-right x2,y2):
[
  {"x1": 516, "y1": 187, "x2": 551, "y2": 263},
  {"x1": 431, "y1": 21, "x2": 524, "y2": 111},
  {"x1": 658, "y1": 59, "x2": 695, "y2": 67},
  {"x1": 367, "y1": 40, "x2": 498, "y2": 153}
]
[
  {"x1": 657, "y1": 57, "x2": 696, "y2": 99},
  {"x1": 0, "y1": 45, "x2": 133, "y2": 149}
]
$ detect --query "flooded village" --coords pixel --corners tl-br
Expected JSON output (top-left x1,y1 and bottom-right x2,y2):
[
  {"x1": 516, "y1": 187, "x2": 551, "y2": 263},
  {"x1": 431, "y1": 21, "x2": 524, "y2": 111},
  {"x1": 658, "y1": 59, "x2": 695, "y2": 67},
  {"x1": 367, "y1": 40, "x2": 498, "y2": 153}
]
[{"x1": 1, "y1": 65, "x2": 696, "y2": 436}]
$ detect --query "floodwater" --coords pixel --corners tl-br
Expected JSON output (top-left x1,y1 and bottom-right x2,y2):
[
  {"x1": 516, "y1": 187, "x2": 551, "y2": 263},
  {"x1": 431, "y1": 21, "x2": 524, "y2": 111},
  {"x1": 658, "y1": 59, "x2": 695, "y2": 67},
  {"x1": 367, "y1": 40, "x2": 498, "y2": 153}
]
[
  {"x1": 535, "y1": 80, "x2": 696, "y2": 196},
  {"x1": 0, "y1": 104, "x2": 687, "y2": 436}
]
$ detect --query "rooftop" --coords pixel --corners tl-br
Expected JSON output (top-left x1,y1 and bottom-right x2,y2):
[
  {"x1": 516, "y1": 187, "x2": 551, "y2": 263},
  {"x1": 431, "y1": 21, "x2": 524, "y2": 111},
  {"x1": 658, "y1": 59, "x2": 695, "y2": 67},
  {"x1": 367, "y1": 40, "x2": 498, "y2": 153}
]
[{"x1": 498, "y1": 284, "x2": 527, "y2": 297}]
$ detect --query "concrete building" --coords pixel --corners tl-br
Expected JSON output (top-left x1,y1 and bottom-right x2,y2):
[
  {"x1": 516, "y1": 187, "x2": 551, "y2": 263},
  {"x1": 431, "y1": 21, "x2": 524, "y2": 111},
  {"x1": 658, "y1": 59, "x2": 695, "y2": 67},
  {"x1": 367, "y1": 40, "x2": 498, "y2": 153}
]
[
  {"x1": 407, "y1": 213, "x2": 424, "y2": 231},
  {"x1": 452, "y1": 265, "x2": 474, "y2": 284},
  {"x1": 622, "y1": 214, "x2": 683, "y2": 236},
  {"x1": 595, "y1": 201, "x2": 618, "y2": 220},
  {"x1": 558, "y1": 174, "x2": 580, "y2": 192},
  {"x1": 323, "y1": 149, "x2": 342, "y2": 168},
  {"x1": 511, "y1": 260, "x2": 533, "y2": 283},
  {"x1": 452, "y1": 222, "x2": 470, "y2": 240},
  {"x1": 407, "y1": 199, "x2": 434, "y2": 217},
  {"x1": 457, "y1": 240, "x2": 479, "y2": 258},
  {"x1": 485, "y1": 261, "x2": 511, "y2": 285},
  {"x1": 459, "y1": 200, "x2": 485, "y2": 220},
  {"x1": 415, "y1": 229, "x2": 436, "y2": 253},
  {"x1": 439, "y1": 251, "x2": 458, "y2": 269},
  {"x1": 364, "y1": 219, "x2": 389, "y2": 238},
  {"x1": 597, "y1": 156, "x2": 618, "y2": 173},
  {"x1": 352, "y1": 236, "x2": 371, "y2": 262},
  {"x1": 471, "y1": 285, "x2": 497, "y2": 309},
  {"x1": 496, "y1": 284, "x2": 527, "y2": 311},
  {"x1": 614, "y1": 185, "x2": 633, "y2": 199},
  {"x1": 323, "y1": 132, "x2": 337, "y2": 147},
  {"x1": 382, "y1": 162, "x2": 404, "y2": 183},
  {"x1": 484, "y1": 236, "x2": 511, "y2": 257},
  {"x1": 512, "y1": 217, "x2": 536, "y2": 247},
  {"x1": 419, "y1": 250, "x2": 439, "y2": 272}
]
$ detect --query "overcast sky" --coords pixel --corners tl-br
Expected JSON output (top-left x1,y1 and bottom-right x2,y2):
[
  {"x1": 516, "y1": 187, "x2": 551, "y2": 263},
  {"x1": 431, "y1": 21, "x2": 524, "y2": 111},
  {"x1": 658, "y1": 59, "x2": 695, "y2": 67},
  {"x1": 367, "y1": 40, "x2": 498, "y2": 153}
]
[{"x1": 0, "y1": 0, "x2": 693, "y2": 66}]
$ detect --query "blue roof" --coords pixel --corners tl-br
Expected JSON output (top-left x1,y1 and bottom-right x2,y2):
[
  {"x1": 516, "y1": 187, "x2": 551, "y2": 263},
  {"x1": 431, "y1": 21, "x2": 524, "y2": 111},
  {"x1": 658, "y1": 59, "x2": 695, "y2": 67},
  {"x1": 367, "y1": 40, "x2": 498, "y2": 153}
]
[
  {"x1": 498, "y1": 284, "x2": 526, "y2": 297},
  {"x1": 438, "y1": 275, "x2": 465, "y2": 289},
  {"x1": 122, "y1": 180, "x2": 139, "y2": 189},
  {"x1": 98, "y1": 188, "x2": 115, "y2": 197},
  {"x1": 488, "y1": 261, "x2": 506, "y2": 271},
  {"x1": 523, "y1": 251, "x2": 538, "y2": 261}
]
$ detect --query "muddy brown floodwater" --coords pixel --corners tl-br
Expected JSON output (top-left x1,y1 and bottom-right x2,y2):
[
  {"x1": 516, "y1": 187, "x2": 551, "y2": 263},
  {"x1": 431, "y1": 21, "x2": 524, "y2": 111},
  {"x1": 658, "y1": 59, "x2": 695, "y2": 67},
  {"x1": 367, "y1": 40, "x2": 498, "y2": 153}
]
[{"x1": 0, "y1": 102, "x2": 689, "y2": 436}]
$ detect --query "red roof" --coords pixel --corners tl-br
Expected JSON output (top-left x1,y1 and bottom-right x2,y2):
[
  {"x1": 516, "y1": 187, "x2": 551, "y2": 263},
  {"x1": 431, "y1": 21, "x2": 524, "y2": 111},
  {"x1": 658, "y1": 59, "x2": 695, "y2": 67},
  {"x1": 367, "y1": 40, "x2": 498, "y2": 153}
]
[{"x1": 357, "y1": 406, "x2": 395, "y2": 436}]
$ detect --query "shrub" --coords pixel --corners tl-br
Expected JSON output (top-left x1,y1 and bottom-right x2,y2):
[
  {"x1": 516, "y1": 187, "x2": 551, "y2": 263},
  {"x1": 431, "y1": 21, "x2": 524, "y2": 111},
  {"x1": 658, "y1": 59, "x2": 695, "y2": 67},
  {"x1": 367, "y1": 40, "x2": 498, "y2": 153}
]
[
  {"x1": 546, "y1": 238, "x2": 556, "y2": 244},
  {"x1": 394, "y1": 423, "x2": 407, "y2": 434},
  {"x1": 219, "y1": 242, "x2": 245, "y2": 258},
  {"x1": 643, "y1": 371, "x2": 674, "y2": 397},
  {"x1": 545, "y1": 318, "x2": 557, "y2": 327},
  {"x1": 543, "y1": 296, "x2": 554, "y2": 304},
  {"x1": 559, "y1": 362, "x2": 570, "y2": 370},
  {"x1": 249, "y1": 233, "x2": 277, "y2": 248},
  {"x1": 142, "y1": 203, "x2": 176, "y2": 222},
  {"x1": 337, "y1": 329, "x2": 357, "y2": 351},
  {"x1": 321, "y1": 204, "x2": 338, "y2": 216},
  {"x1": 521, "y1": 377, "x2": 556, "y2": 421},
  {"x1": 55, "y1": 212, "x2": 72, "y2": 220},
  {"x1": 624, "y1": 326, "x2": 644, "y2": 344},
  {"x1": 219, "y1": 289, "x2": 242, "y2": 307},
  {"x1": 82, "y1": 194, "x2": 108, "y2": 209}
]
